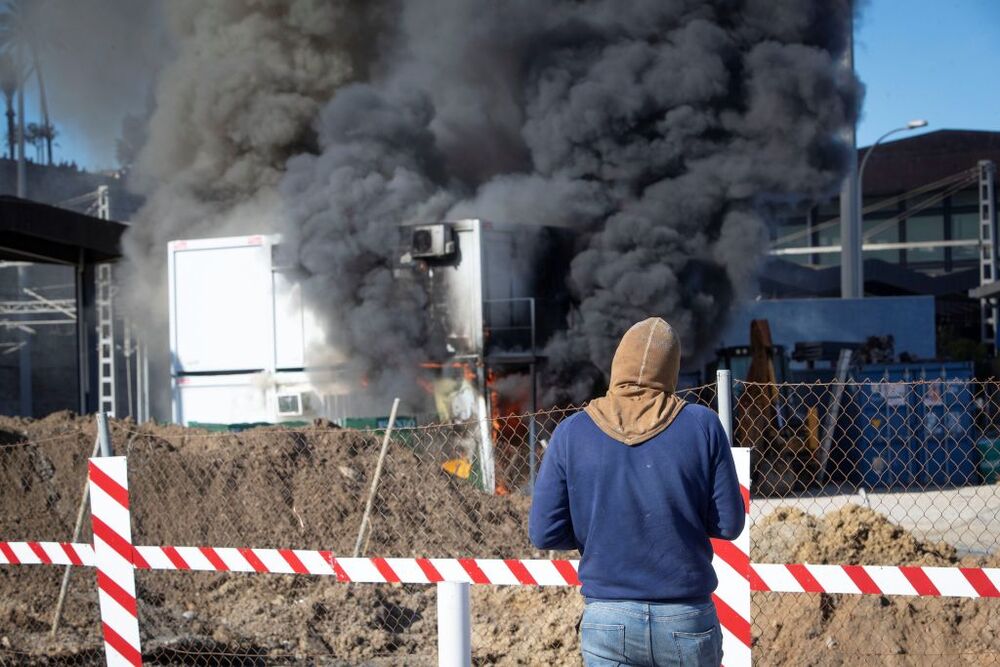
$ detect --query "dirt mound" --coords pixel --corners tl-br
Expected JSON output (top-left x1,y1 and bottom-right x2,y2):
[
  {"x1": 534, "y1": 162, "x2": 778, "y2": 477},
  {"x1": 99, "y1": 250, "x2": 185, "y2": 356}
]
[
  {"x1": 122, "y1": 420, "x2": 537, "y2": 557},
  {"x1": 798, "y1": 504, "x2": 957, "y2": 566},
  {"x1": 753, "y1": 504, "x2": 999, "y2": 666},
  {"x1": 754, "y1": 593, "x2": 999, "y2": 667},
  {"x1": 753, "y1": 504, "x2": 957, "y2": 566},
  {"x1": 0, "y1": 416, "x2": 573, "y2": 664},
  {"x1": 3, "y1": 414, "x2": 998, "y2": 665},
  {"x1": 752, "y1": 507, "x2": 818, "y2": 563},
  {"x1": 0, "y1": 412, "x2": 98, "y2": 544}
]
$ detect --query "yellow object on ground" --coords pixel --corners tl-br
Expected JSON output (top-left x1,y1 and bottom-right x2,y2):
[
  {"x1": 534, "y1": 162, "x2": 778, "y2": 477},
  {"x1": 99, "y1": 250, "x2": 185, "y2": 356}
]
[{"x1": 442, "y1": 459, "x2": 472, "y2": 479}]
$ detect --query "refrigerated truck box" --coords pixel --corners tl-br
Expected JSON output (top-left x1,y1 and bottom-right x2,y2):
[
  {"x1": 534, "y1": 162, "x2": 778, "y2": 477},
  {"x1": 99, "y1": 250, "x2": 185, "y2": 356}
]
[
  {"x1": 168, "y1": 234, "x2": 316, "y2": 425},
  {"x1": 173, "y1": 371, "x2": 313, "y2": 426}
]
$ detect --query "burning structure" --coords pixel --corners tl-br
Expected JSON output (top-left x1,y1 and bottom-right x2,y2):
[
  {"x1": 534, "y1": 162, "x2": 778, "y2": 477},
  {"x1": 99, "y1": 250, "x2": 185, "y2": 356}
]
[
  {"x1": 126, "y1": 0, "x2": 861, "y2": 421},
  {"x1": 168, "y1": 220, "x2": 576, "y2": 427}
]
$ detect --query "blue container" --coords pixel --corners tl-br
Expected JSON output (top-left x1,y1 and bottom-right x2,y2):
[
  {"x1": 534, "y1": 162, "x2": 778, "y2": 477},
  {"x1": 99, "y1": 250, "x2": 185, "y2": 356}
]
[
  {"x1": 847, "y1": 362, "x2": 978, "y2": 488},
  {"x1": 914, "y1": 379, "x2": 978, "y2": 487},
  {"x1": 853, "y1": 383, "x2": 917, "y2": 489},
  {"x1": 854, "y1": 361, "x2": 974, "y2": 383}
]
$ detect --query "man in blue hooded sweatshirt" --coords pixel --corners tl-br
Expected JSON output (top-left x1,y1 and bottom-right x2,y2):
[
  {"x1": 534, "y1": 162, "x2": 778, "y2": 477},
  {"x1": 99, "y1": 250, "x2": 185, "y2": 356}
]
[{"x1": 529, "y1": 317, "x2": 745, "y2": 667}]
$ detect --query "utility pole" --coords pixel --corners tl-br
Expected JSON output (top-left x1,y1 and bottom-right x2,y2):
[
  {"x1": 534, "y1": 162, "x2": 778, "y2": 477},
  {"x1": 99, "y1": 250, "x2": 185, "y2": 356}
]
[
  {"x1": 839, "y1": 8, "x2": 862, "y2": 299},
  {"x1": 15, "y1": 43, "x2": 25, "y2": 197},
  {"x1": 15, "y1": 40, "x2": 31, "y2": 415}
]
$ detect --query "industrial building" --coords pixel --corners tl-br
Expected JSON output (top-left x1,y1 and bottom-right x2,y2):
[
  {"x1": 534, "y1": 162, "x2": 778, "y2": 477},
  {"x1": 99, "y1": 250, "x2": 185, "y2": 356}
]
[
  {"x1": 720, "y1": 130, "x2": 1000, "y2": 366},
  {"x1": 0, "y1": 159, "x2": 142, "y2": 418}
]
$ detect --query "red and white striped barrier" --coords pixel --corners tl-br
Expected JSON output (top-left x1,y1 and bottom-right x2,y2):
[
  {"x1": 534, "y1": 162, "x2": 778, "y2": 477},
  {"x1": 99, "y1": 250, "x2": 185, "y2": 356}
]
[
  {"x1": 132, "y1": 547, "x2": 582, "y2": 584},
  {"x1": 713, "y1": 448, "x2": 752, "y2": 667},
  {"x1": 5, "y1": 539, "x2": 998, "y2": 600},
  {"x1": 89, "y1": 457, "x2": 143, "y2": 667},
  {"x1": 0, "y1": 541, "x2": 94, "y2": 566},
  {"x1": 751, "y1": 563, "x2": 1000, "y2": 598}
]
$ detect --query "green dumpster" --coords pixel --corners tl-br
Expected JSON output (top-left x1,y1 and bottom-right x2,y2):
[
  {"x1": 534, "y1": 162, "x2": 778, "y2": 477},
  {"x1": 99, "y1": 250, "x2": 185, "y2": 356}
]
[{"x1": 977, "y1": 438, "x2": 1000, "y2": 483}]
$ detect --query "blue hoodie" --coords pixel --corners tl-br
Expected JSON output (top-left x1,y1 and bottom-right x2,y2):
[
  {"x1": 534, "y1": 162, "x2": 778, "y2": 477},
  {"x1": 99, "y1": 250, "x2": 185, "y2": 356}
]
[{"x1": 528, "y1": 405, "x2": 745, "y2": 601}]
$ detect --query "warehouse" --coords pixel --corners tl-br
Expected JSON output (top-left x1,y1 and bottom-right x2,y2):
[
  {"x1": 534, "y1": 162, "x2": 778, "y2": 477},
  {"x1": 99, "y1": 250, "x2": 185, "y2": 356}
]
[{"x1": 726, "y1": 130, "x2": 1000, "y2": 364}]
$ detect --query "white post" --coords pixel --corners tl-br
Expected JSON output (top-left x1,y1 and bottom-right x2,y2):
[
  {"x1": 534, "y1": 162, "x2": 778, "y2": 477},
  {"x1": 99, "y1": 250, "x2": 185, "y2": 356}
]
[
  {"x1": 716, "y1": 369, "x2": 734, "y2": 445},
  {"x1": 476, "y1": 393, "x2": 495, "y2": 494},
  {"x1": 437, "y1": 581, "x2": 471, "y2": 667},
  {"x1": 89, "y1": 413, "x2": 143, "y2": 666}
]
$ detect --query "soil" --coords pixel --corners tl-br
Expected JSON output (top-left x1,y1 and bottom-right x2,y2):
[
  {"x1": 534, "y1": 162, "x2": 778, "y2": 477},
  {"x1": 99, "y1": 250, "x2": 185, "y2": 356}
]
[
  {"x1": 0, "y1": 413, "x2": 578, "y2": 665},
  {"x1": 751, "y1": 504, "x2": 1000, "y2": 666},
  {"x1": 0, "y1": 413, "x2": 997, "y2": 665}
]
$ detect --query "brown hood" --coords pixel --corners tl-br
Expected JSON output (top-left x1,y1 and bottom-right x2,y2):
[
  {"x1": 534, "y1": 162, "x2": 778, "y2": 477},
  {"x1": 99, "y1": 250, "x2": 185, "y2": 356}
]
[{"x1": 584, "y1": 317, "x2": 687, "y2": 445}]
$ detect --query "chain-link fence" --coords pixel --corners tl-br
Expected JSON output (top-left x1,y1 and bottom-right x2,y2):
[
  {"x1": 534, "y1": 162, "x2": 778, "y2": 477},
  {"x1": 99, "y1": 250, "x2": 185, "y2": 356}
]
[
  {"x1": 114, "y1": 386, "x2": 716, "y2": 665},
  {"x1": 0, "y1": 421, "x2": 104, "y2": 666},
  {"x1": 1, "y1": 379, "x2": 998, "y2": 665},
  {"x1": 739, "y1": 378, "x2": 1000, "y2": 666}
]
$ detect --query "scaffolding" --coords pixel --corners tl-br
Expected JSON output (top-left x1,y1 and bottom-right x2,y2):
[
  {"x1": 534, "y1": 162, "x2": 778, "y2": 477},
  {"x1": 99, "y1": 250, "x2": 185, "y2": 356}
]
[{"x1": 979, "y1": 160, "x2": 998, "y2": 349}]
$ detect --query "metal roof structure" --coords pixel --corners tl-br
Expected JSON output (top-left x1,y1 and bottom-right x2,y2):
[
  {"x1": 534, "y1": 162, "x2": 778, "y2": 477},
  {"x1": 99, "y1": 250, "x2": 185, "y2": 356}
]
[{"x1": 0, "y1": 195, "x2": 126, "y2": 264}]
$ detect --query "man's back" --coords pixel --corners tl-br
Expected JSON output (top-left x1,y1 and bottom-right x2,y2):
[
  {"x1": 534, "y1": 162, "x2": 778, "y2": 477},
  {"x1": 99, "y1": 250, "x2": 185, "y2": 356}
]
[
  {"x1": 528, "y1": 317, "x2": 744, "y2": 666},
  {"x1": 528, "y1": 404, "x2": 744, "y2": 601}
]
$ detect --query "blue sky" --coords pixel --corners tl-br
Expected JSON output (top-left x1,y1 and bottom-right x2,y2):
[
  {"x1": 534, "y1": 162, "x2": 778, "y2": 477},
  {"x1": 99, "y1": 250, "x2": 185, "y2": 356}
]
[
  {"x1": 855, "y1": 0, "x2": 1000, "y2": 147},
  {"x1": 21, "y1": 0, "x2": 1000, "y2": 169}
]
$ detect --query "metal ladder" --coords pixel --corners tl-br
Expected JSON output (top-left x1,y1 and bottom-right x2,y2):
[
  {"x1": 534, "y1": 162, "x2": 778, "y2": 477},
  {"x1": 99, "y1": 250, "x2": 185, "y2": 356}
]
[
  {"x1": 96, "y1": 262, "x2": 116, "y2": 417},
  {"x1": 979, "y1": 161, "x2": 997, "y2": 349},
  {"x1": 94, "y1": 186, "x2": 116, "y2": 417}
]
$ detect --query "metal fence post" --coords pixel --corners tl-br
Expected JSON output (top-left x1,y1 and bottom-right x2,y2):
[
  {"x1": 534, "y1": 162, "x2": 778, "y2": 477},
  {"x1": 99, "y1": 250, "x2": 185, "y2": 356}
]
[
  {"x1": 716, "y1": 369, "x2": 734, "y2": 444},
  {"x1": 97, "y1": 412, "x2": 113, "y2": 457},
  {"x1": 49, "y1": 433, "x2": 102, "y2": 636},
  {"x1": 437, "y1": 581, "x2": 471, "y2": 667}
]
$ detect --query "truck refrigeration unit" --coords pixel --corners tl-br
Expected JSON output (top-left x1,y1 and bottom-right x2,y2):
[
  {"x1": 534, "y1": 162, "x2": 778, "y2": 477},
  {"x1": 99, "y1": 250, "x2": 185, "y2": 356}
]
[{"x1": 167, "y1": 220, "x2": 574, "y2": 429}]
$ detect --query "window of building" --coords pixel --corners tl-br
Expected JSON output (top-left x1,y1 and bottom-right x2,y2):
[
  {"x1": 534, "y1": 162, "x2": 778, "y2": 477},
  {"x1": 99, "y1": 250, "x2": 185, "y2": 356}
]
[
  {"x1": 774, "y1": 220, "x2": 806, "y2": 244},
  {"x1": 952, "y1": 211, "x2": 980, "y2": 264},
  {"x1": 817, "y1": 200, "x2": 840, "y2": 218},
  {"x1": 950, "y1": 188, "x2": 982, "y2": 208},
  {"x1": 773, "y1": 219, "x2": 812, "y2": 265},
  {"x1": 862, "y1": 215, "x2": 900, "y2": 264},
  {"x1": 905, "y1": 213, "x2": 945, "y2": 264},
  {"x1": 817, "y1": 224, "x2": 840, "y2": 266}
]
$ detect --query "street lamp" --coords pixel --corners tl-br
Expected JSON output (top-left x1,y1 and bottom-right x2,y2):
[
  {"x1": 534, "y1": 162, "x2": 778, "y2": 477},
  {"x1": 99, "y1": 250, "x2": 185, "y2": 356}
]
[
  {"x1": 859, "y1": 120, "x2": 929, "y2": 187},
  {"x1": 855, "y1": 119, "x2": 929, "y2": 290}
]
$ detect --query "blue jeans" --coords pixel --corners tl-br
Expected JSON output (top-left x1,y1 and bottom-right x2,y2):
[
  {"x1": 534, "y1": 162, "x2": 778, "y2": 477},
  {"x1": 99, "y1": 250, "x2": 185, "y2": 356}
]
[{"x1": 580, "y1": 598, "x2": 722, "y2": 667}]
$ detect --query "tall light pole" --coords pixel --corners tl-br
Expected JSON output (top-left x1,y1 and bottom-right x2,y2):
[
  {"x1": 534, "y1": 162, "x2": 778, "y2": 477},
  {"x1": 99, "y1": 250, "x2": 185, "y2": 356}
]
[
  {"x1": 856, "y1": 120, "x2": 929, "y2": 284},
  {"x1": 858, "y1": 120, "x2": 929, "y2": 194},
  {"x1": 839, "y1": 10, "x2": 861, "y2": 299}
]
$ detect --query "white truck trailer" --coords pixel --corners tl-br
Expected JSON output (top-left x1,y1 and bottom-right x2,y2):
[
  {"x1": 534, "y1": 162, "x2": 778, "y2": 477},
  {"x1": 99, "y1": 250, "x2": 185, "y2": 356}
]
[{"x1": 168, "y1": 234, "x2": 320, "y2": 426}]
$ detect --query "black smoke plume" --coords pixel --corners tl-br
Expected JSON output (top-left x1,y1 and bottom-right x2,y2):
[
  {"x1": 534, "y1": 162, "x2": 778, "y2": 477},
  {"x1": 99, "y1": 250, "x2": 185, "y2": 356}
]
[{"x1": 124, "y1": 0, "x2": 861, "y2": 409}]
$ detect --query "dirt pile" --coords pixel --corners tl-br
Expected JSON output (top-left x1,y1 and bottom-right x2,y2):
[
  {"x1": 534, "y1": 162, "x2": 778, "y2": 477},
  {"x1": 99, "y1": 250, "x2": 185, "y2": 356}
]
[
  {"x1": 0, "y1": 412, "x2": 98, "y2": 543},
  {"x1": 3, "y1": 414, "x2": 998, "y2": 665},
  {"x1": 752, "y1": 504, "x2": 958, "y2": 566},
  {"x1": 753, "y1": 504, "x2": 1000, "y2": 666},
  {"x1": 123, "y1": 420, "x2": 536, "y2": 557},
  {"x1": 0, "y1": 415, "x2": 578, "y2": 665}
]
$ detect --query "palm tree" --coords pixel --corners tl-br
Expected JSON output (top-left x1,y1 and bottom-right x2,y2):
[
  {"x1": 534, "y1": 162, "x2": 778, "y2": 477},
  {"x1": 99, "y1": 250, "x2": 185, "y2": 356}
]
[
  {"x1": 25, "y1": 121, "x2": 44, "y2": 161},
  {"x1": 36, "y1": 119, "x2": 55, "y2": 163},
  {"x1": 0, "y1": 1, "x2": 55, "y2": 164}
]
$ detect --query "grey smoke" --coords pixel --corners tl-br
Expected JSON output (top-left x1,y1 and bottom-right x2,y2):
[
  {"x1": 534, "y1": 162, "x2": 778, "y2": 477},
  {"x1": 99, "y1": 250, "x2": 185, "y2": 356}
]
[
  {"x1": 16, "y1": 0, "x2": 166, "y2": 168},
  {"x1": 280, "y1": 84, "x2": 454, "y2": 403},
  {"x1": 124, "y1": 0, "x2": 860, "y2": 410}
]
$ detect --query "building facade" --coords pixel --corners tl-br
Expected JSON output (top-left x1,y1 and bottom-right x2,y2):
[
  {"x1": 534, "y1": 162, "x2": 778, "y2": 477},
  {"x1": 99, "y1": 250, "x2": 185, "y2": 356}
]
[{"x1": 764, "y1": 130, "x2": 1000, "y2": 358}]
